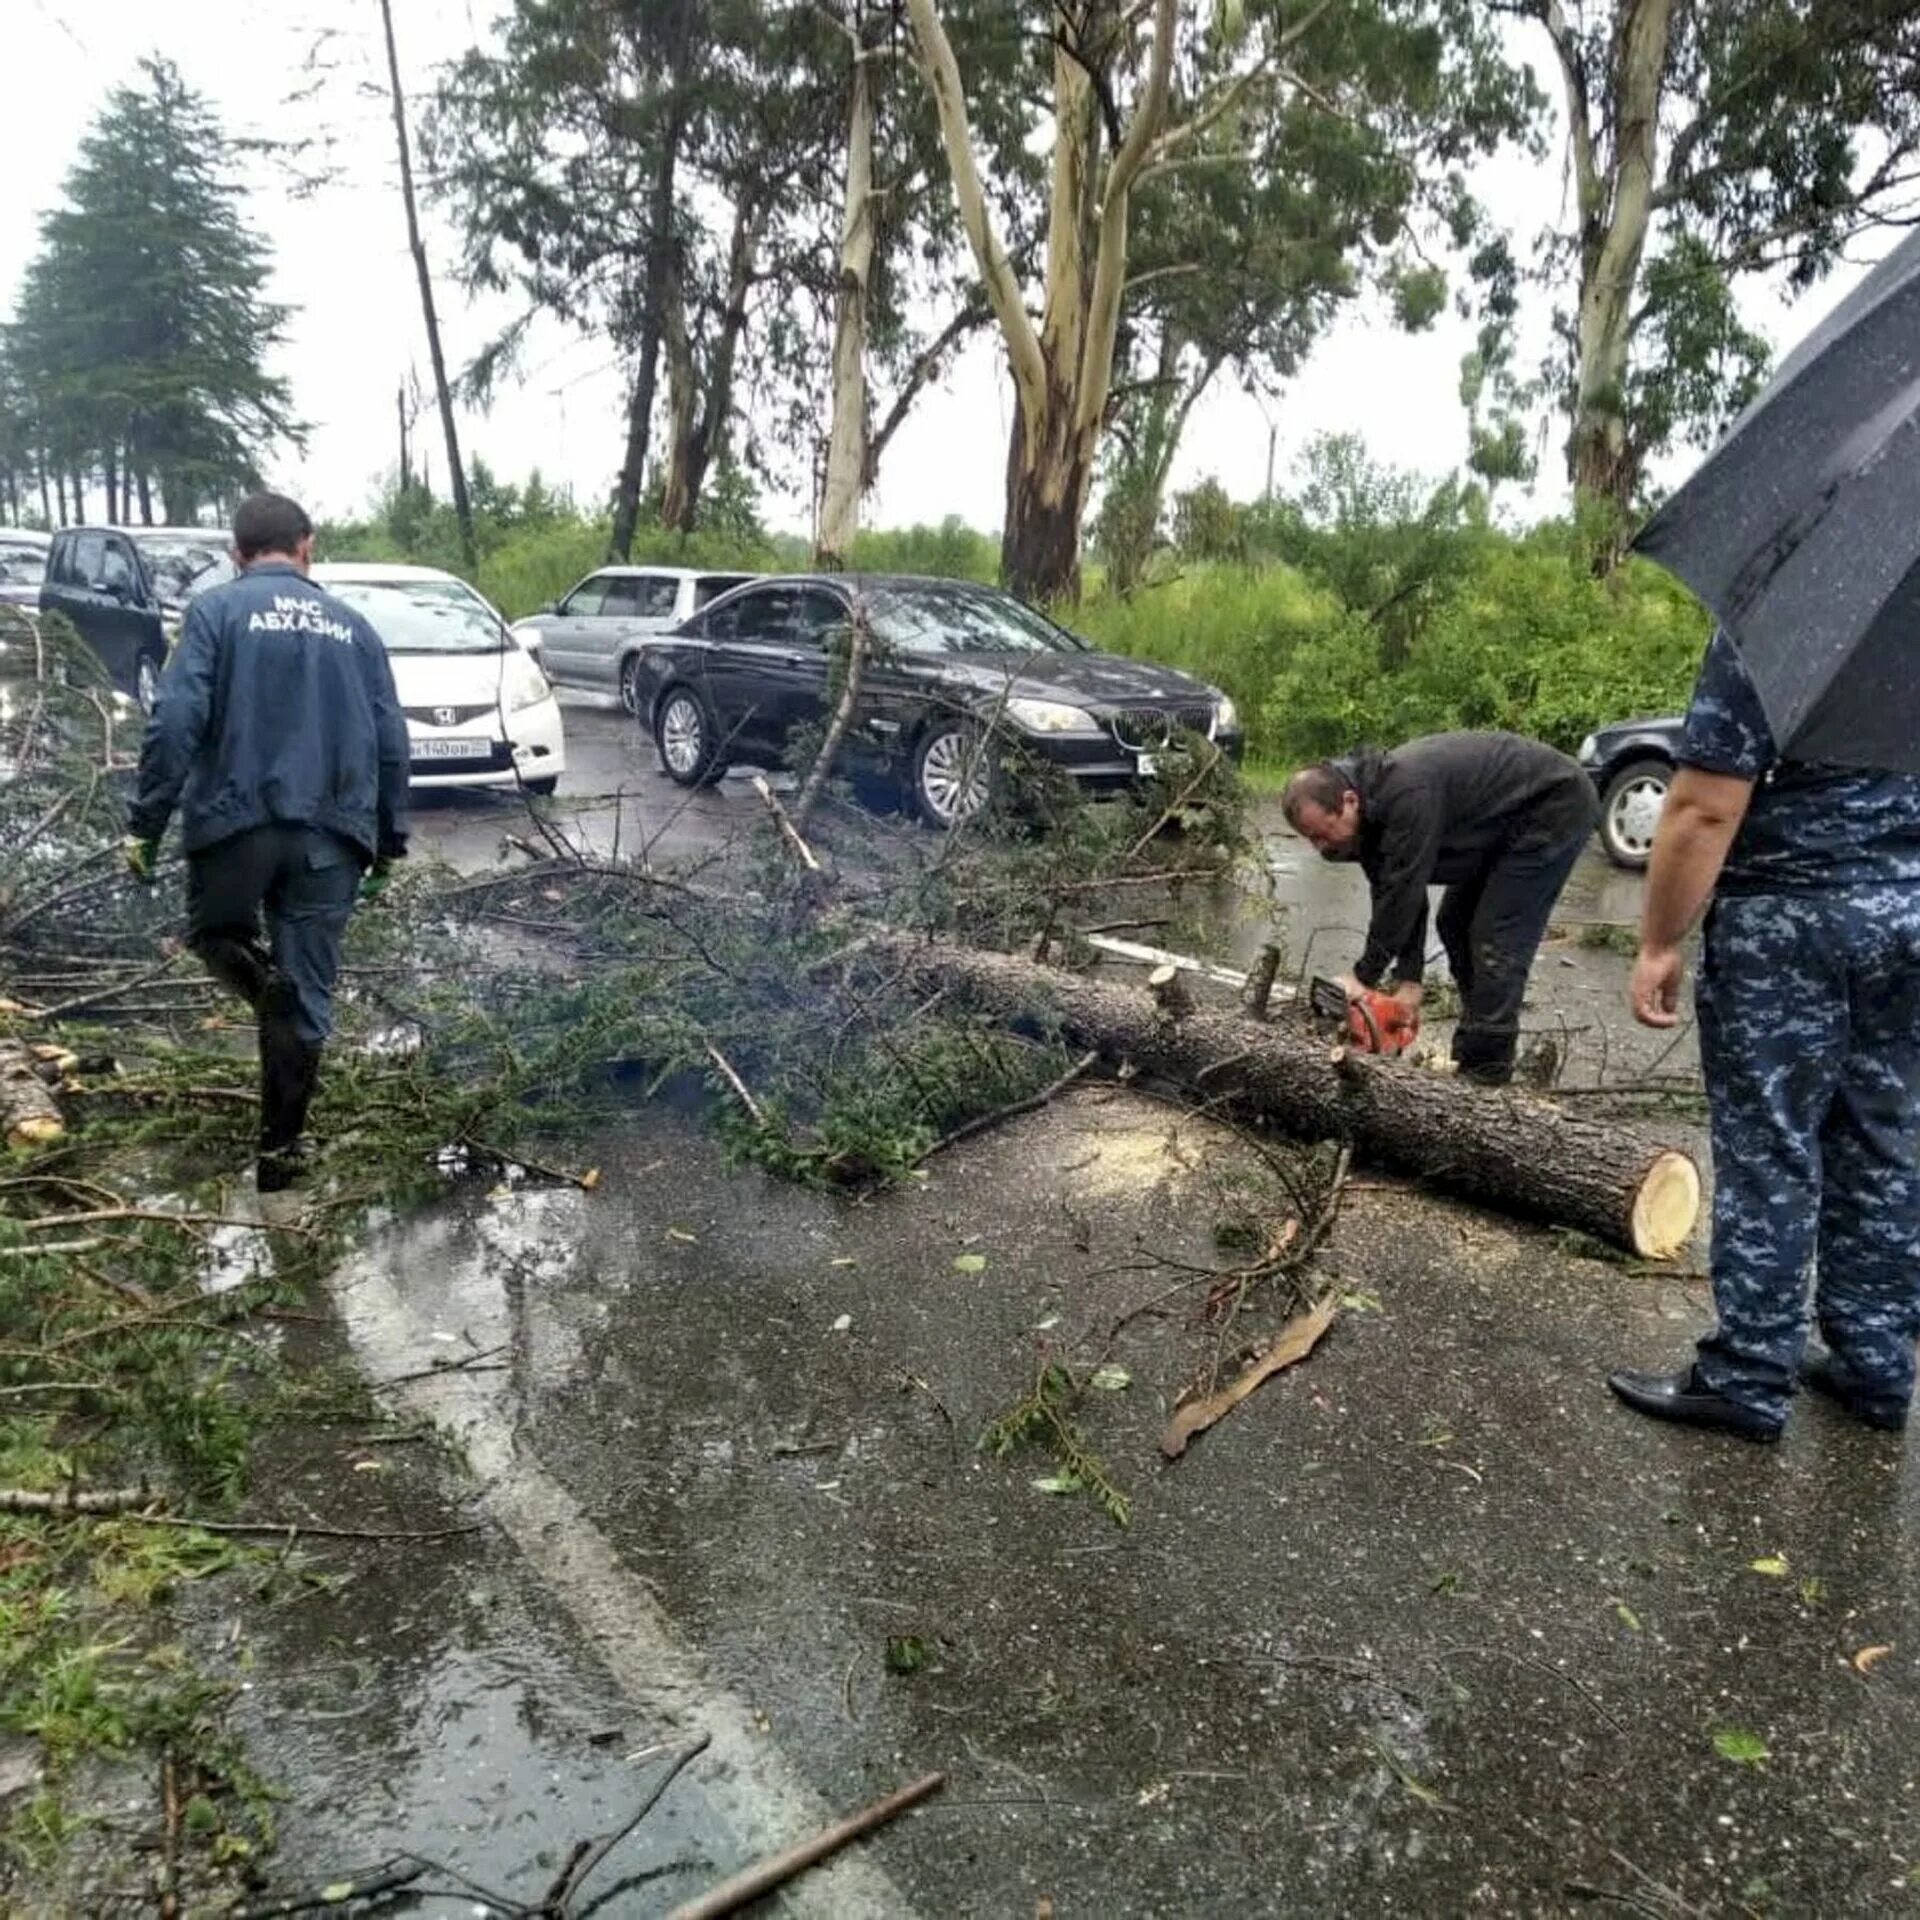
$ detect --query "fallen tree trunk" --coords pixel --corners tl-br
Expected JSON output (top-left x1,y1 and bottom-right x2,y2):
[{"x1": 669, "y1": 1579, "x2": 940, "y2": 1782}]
[
  {"x1": 0, "y1": 1040, "x2": 63, "y2": 1148},
  {"x1": 875, "y1": 936, "x2": 1699, "y2": 1259}
]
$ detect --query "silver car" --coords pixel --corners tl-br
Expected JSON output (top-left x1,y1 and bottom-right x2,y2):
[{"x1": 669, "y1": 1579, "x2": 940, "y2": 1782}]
[
  {"x1": 513, "y1": 565, "x2": 756, "y2": 714},
  {"x1": 0, "y1": 529, "x2": 50, "y2": 610}
]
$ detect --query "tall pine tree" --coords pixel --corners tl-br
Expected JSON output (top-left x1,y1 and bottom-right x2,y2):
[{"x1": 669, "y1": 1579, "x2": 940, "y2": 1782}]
[{"x1": 5, "y1": 58, "x2": 299, "y2": 525}]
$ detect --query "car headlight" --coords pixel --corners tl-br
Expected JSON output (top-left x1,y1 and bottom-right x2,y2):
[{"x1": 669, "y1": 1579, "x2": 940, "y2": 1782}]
[
  {"x1": 1213, "y1": 693, "x2": 1239, "y2": 733},
  {"x1": 503, "y1": 652, "x2": 551, "y2": 714},
  {"x1": 1577, "y1": 733, "x2": 1599, "y2": 763},
  {"x1": 1005, "y1": 696, "x2": 1101, "y2": 736}
]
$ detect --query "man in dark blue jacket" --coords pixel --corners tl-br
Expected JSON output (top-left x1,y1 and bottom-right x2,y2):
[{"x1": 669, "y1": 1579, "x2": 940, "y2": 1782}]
[{"x1": 127, "y1": 492, "x2": 409, "y2": 1191}]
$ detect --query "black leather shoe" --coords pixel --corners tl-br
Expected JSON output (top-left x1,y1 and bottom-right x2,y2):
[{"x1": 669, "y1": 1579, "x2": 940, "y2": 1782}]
[
  {"x1": 1607, "y1": 1365, "x2": 1783, "y2": 1442},
  {"x1": 1801, "y1": 1345, "x2": 1908, "y2": 1432}
]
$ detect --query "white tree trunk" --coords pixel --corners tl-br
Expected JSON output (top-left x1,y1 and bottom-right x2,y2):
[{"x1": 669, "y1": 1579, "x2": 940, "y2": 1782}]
[
  {"x1": 817, "y1": 27, "x2": 877, "y2": 570},
  {"x1": 907, "y1": 0, "x2": 1177, "y2": 601},
  {"x1": 1558, "y1": 0, "x2": 1675, "y2": 517}
]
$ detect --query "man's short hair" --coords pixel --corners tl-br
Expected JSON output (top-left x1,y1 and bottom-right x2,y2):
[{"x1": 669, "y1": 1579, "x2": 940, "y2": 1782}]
[
  {"x1": 1282, "y1": 761, "x2": 1355, "y2": 827},
  {"x1": 232, "y1": 492, "x2": 313, "y2": 562}
]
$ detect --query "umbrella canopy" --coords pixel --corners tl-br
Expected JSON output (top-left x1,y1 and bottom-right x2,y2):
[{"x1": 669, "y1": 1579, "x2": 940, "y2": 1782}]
[{"x1": 1633, "y1": 226, "x2": 1920, "y2": 774}]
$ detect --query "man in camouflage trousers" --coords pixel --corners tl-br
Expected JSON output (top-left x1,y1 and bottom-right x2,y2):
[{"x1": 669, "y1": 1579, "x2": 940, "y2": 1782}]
[{"x1": 1609, "y1": 630, "x2": 1920, "y2": 1442}]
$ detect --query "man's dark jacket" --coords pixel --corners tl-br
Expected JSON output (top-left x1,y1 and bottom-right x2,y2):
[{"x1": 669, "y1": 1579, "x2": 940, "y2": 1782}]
[
  {"x1": 130, "y1": 562, "x2": 409, "y2": 863},
  {"x1": 1339, "y1": 732, "x2": 1597, "y2": 987}
]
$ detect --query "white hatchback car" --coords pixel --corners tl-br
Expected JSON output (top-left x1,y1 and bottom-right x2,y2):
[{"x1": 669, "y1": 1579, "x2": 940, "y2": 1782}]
[{"x1": 313, "y1": 563, "x2": 566, "y2": 795}]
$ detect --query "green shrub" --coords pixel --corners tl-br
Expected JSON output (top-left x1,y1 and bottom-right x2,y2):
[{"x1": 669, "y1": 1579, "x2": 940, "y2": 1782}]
[
  {"x1": 475, "y1": 519, "x2": 610, "y2": 618},
  {"x1": 1075, "y1": 530, "x2": 1708, "y2": 768},
  {"x1": 1073, "y1": 564, "x2": 1368, "y2": 761},
  {"x1": 847, "y1": 516, "x2": 1000, "y2": 582},
  {"x1": 1257, "y1": 533, "x2": 1707, "y2": 760}
]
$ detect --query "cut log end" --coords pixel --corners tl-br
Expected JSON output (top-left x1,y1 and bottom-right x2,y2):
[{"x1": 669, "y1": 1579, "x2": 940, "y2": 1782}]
[
  {"x1": 1630, "y1": 1151, "x2": 1701, "y2": 1260},
  {"x1": 1147, "y1": 963, "x2": 1192, "y2": 1018},
  {"x1": 0, "y1": 1041, "x2": 63, "y2": 1150}
]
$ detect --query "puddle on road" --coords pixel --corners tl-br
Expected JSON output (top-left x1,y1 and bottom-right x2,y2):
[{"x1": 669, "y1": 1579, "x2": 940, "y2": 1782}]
[{"x1": 211, "y1": 1480, "x2": 723, "y2": 1916}]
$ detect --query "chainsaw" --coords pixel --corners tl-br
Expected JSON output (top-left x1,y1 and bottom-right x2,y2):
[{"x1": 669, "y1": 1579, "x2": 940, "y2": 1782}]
[{"x1": 1309, "y1": 975, "x2": 1418, "y2": 1057}]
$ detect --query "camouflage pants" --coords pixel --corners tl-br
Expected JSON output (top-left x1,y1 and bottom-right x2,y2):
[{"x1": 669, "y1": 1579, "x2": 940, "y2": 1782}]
[{"x1": 1694, "y1": 890, "x2": 1920, "y2": 1420}]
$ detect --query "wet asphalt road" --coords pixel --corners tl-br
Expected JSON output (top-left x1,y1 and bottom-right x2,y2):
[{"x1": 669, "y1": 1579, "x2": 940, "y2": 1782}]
[
  {"x1": 259, "y1": 706, "x2": 1868, "y2": 1916},
  {"x1": 302, "y1": 1088, "x2": 1920, "y2": 1916}
]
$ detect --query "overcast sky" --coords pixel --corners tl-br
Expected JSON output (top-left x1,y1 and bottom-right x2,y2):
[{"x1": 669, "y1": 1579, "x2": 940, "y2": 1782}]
[{"x1": 3, "y1": 0, "x2": 1885, "y2": 537}]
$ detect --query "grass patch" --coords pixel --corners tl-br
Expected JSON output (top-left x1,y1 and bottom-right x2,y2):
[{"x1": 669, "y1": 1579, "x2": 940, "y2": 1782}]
[{"x1": 1577, "y1": 921, "x2": 1641, "y2": 956}]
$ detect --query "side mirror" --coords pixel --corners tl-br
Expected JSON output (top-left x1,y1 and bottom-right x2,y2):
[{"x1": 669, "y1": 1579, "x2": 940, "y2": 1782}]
[{"x1": 540, "y1": 600, "x2": 558, "y2": 615}]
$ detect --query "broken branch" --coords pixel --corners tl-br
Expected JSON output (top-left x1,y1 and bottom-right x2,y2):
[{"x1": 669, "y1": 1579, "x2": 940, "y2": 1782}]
[
  {"x1": 546, "y1": 1731, "x2": 712, "y2": 1915},
  {"x1": 1160, "y1": 1294, "x2": 1339, "y2": 1459},
  {"x1": 705, "y1": 1042, "x2": 767, "y2": 1129},
  {"x1": 750, "y1": 774, "x2": 825, "y2": 874},
  {"x1": 664, "y1": 1771, "x2": 946, "y2": 1920},
  {"x1": 915, "y1": 1050, "x2": 1100, "y2": 1164},
  {"x1": 0, "y1": 1483, "x2": 152, "y2": 1513}
]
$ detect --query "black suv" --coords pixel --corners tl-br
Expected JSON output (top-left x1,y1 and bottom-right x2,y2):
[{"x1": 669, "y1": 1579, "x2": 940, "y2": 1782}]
[{"x1": 38, "y1": 526, "x2": 233, "y2": 711}]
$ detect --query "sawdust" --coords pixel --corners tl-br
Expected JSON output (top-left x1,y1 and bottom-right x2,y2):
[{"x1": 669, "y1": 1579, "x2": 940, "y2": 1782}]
[{"x1": 1051, "y1": 1094, "x2": 1217, "y2": 1200}]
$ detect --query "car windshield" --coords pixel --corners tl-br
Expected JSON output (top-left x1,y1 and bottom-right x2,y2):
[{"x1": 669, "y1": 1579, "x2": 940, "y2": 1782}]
[
  {"x1": 869, "y1": 584, "x2": 1085, "y2": 656},
  {"x1": 0, "y1": 543, "x2": 46, "y2": 588},
  {"x1": 324, "y1": 580, "x2": 507, "y2": 654},
  {"x1": 133, "y1": 533, "x2": 229, "y2": 602}
]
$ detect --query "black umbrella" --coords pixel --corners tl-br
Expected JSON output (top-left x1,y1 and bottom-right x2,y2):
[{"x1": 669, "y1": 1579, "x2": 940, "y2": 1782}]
[{"x1": 1633, "y1": 226, "x2": 1920, "y2": 774}]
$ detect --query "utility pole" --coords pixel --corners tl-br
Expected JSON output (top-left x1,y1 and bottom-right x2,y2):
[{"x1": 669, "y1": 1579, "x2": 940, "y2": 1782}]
[{"x1": 377, "y1": 0, "x2": 476, "y2": 571}]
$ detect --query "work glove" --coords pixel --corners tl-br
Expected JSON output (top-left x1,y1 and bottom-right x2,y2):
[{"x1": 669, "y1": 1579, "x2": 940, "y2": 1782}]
[
  {"x1": 360, "y1": 858, "x2": 394, "y2": 905},
  {"x1": 123, "y1": 836, "x2": 160, "y2": 886}
]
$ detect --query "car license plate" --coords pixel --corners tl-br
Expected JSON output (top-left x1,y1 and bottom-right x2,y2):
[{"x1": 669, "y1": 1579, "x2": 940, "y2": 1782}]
[
  {"x1": 1134, "y1": 752, "x2": 1159, "y2": 777},
  {"x1": 414, "y1": 736, "x2": 489, "y2": 760}
]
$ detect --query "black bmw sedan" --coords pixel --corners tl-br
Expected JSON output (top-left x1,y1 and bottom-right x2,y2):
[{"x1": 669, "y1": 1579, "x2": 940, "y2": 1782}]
[{"x1": 633, "y1": 573, "x2": 1243, "y2": 827}]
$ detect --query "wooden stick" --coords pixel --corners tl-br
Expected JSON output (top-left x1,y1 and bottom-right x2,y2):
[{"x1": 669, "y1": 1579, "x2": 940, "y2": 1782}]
[
  {"x1": 791, "y1": 599, "x2": 871, "y2": 830},
  {"x1": 462, "y1": 1136, "x2": 597, "y2": 1190},
  {"x1": 664, "y1": 1772, "x2": 946, "y2": 1920},
  {"x1": 20, "y1": 1207, "x2": 313, "y2": 1237},
  {"x1": 750, "y1": 774, "x2": 824, "y2": 874},
  {"x1": 124, "y1": 1515, "x2": 487, "y2": 1544},
  {"x1": 0, "y1": 1483, "x2": 151, "y2": 1514},
  {"x1": 547, "y1": 1731, "x2": 711, "y2": 1914},
  {"x1": 228, "y1": 1860, "x2": 427, "y2": 1920},
  {"x1": 34, "y1": 960, "x2": 187, "y2": 1022},
  {"x1": 1124, "y1": 742, "x2": 1224, "y2": 860},
  {"x1": 705, "y1": 1042, "x2": 767, "y2": 1128},
  {"x1": 915, "y1": 1052, "x2": 1099, "y2": 1164}
]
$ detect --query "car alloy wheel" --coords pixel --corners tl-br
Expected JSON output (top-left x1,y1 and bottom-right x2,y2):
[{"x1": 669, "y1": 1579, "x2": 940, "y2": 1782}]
[
  {"x1": 1600, "y1": 758, "x2": 1670, "y2": 869},
  {"x1": 655, "y1": 687, "x2": 717, "y2": 786},
  {"x1": 914, "y1": 722, "x2": 992, "y2": 829},
  {"x1": 619, "y1": 654, "x2": 645, "y2": 717}
]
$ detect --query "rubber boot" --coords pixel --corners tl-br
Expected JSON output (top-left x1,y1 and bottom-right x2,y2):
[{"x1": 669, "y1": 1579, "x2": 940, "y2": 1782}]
[{"x1": 256, "y1": 976, "x2": 321, "y2": 1193}]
